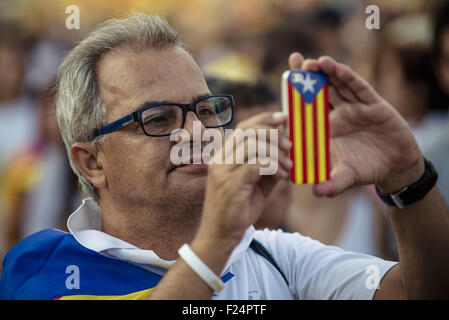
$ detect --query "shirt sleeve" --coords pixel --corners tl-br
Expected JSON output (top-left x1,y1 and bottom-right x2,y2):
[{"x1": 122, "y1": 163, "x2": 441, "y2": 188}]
[{"x1": 254, "y1": 229, "x2": 399, "y2": 300}]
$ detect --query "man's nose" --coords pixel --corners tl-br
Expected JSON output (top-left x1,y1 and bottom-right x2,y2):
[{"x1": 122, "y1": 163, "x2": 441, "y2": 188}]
[{"x1": 183, "y1": 110, "x2": 207, "y2": 138}]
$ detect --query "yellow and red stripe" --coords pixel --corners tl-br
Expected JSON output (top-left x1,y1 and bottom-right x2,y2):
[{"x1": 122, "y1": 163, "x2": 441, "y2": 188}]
[
  {"x1": 288, "y1": 81, "x2": 330, "y2": 184},
  {"x1": 53, "y1": 287, "x2": 155, "y2": 300}
]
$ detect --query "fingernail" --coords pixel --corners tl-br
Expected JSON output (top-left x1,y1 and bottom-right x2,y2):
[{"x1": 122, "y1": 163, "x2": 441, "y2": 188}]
[
  {"x1": 280, "y1": 137, "x2": 292, "y2": 150},
  {"x1": 273, "y1": 112, "x2": 287, "y2": 121},
  {"x1": 282, "y1": 136, "x2": 292, "y2": 148}
]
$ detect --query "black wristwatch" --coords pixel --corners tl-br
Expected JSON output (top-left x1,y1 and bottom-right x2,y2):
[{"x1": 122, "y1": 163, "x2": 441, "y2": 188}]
[{"x1": 375, "y1": 158, "x2": 438, "y2": 209}]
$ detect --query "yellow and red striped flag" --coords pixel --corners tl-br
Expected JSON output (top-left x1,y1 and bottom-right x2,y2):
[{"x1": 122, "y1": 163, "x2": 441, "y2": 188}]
[{"x1": 282, "y1": 70, "x2": 330, "y2": 184}]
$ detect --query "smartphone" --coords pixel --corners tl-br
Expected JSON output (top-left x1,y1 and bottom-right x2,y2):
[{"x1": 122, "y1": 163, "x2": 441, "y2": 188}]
[{"x1": 281, "y1": 70, "x2": 330, "y2": 184}]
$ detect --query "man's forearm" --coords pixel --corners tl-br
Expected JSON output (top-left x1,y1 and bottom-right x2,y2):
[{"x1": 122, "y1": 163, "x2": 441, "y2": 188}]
[{"x1": 387, "y1": 186, "x2": 449, "y2": 299}]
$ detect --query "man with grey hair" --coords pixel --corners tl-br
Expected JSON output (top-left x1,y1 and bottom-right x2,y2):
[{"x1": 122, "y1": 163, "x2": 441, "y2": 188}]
[{"x1": 1, "y1": 13, "x2": 449, "y2": 300}]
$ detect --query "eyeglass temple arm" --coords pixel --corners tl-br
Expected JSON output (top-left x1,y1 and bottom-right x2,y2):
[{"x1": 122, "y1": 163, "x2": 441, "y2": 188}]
[{"x1": 89, "y1": 113, "x2": 135, "y2": 141}]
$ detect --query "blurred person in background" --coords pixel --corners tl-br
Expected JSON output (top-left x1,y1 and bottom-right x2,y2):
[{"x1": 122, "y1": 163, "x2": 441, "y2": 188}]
[
  {"x1": 424, "y1": 0, "x2": 449, "y2": 205},
  {"x1": 1, "y1": 39, "x2": 81, "y2": 253},
  {"x1": 261, "y1": 7, "x2": 347, "y2": 96},
  {"x1": 0, "y1": 23, "x2": 36, "y2": 164},
  {"x1": 370, "y1": 9, "x2": 449, "y2": 258},
  {"x1": 0, "y1": 22, "x2": 36, "y2": 266},
  {"x1": 0, "y1": 23, "x2": 35, "y2": 159},
  {"x1": 286, "y1": 186, "x2": 388, "y2": 257},
  {"x1": 373, "y1": 13, "x2": 449, "y2": 151}
]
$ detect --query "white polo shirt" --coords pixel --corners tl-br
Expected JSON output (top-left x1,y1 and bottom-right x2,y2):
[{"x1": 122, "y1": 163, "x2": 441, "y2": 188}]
[{"x1": 68, "y1": 198, "x2": 398, "y2": 300}]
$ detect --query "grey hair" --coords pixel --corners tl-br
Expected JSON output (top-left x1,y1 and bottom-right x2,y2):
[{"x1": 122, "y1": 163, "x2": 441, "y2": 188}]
[{"x1": 56, "y1": 13, "x2": 180, "y2": 202}]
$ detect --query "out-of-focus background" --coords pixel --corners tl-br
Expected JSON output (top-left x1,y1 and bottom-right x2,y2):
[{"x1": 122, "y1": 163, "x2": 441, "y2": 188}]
[{"x1": 1, "y1": 0, "x2": 449, "y2": 270}]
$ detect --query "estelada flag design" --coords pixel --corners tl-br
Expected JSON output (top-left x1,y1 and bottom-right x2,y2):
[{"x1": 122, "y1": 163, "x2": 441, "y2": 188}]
[
  {"x1": 0, "y1": 229, "x2": 233, "y2": 299},
  {"x1": 282, "y1": 70, "x2": 330, "y2": 184},
  {"x1": 0, "y1": 229, "x2": 162, "y2": 299}
]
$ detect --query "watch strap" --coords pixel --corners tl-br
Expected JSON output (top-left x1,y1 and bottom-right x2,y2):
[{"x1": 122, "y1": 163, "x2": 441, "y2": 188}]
[{"x1": 376, "y1": 158, "x2": 438, "y2": 208}]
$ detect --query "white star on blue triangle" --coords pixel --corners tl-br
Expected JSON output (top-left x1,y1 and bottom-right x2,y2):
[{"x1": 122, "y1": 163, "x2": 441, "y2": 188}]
[{"x1": 289, "y1": 71, "x2": 328, "y2": 104}]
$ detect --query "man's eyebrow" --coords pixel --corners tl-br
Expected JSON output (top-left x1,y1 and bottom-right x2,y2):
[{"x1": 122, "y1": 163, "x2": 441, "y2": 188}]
[
  {"x1": 135, "y1": 100, "x2": 169, "y2": 110},
  {"x1": 133, "y1": 93, "x2": 211, "y2": 112}
]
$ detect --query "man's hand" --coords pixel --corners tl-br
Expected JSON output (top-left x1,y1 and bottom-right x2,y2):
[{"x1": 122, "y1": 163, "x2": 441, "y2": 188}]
[
  {"x1": 288, "y1": 52, "x2": 425, "y2": 197},
  {"x1": 287, "y1": 53, "x2": 449, "y2": 300},
  {"x1": 150, "y1": 112, "x2": 292, "y2": 299},
  {"x1": 195, "y1": 112, "x2": 293, "y2": 254}
]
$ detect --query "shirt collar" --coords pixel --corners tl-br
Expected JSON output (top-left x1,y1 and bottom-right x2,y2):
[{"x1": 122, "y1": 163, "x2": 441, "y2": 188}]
[{"x1": 67, "y1": 198, "x2": 255, "y2": 274}]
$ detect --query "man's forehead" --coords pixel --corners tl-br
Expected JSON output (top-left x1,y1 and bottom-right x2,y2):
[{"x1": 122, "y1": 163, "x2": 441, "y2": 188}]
[{"x1": 97, "y1": 46, "x2": 209, "y2": 118}]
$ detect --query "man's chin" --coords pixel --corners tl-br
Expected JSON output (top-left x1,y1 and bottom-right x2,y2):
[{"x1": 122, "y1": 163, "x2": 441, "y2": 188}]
[
  {"x1": 167, "y1": 165, "x2": 208, "y2": 190},
  {"x1": 165, "y1": 170, "x2": 207, "y2": 208}
]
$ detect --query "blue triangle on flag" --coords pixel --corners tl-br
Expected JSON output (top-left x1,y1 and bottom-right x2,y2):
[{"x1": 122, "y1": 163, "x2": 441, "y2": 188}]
[{"x1": 288, "y1": 70, "x2": 328, "y2": 104}]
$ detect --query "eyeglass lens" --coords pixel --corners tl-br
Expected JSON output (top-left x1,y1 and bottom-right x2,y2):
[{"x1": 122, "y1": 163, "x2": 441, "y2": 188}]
[{"x1": 140, "y1": 96, "x2": 232, "y2": 135}]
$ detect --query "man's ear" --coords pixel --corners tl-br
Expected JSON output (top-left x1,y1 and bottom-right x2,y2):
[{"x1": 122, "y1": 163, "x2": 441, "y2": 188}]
[{"x1": 70, "y1": 142, "x2": 107, "y2": 189}]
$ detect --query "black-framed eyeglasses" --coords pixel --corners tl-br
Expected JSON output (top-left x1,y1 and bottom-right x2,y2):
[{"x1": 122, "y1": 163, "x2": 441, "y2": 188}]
[{"x1": 88, "y1": 94, "x2": 234, "y2": 141}]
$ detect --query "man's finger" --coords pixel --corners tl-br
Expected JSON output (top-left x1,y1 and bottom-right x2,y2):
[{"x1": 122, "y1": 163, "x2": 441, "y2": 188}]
[
  {"x1": 288, "y1": 52, "x2": 305, "y2": 70},
  {"x1": 312, "y1": 164, "x2": 356, "y2": 197},
  {"x1": 331, "y1": 82, "x2": 360, "y2": 103},
  {"x1": 298, "y1": 56, "x2": 361, "y2": 104},
  {"x1": 319, "y1": 57, "x2": 362, "y2": 103},
  {"x1": 302, "y1": 58, "x2": 320, "y2": 72},
  {"x1": 318, "y1": 56, "x2": 382, "y2": 104},
  {"x1": 277, "y1": 155, "x2": 293, "y2": 173},
  {"x1": 328, "y1": 86, "x2": 347, "y2": 107}
]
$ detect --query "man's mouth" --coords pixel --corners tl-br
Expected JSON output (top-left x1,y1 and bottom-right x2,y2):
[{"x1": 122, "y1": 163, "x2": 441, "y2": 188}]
[
  {"x1": 169, "y1": 154, "x2": 211, "y2": 172},
  {"x1": 179, "y1": 162, "x2": 208, "y2": 168}
]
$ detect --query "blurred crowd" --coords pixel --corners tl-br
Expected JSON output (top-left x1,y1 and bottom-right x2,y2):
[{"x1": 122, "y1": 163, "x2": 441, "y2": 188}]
[{"x1": 1, "y1": 0, "x2": 449, "y2": 271}]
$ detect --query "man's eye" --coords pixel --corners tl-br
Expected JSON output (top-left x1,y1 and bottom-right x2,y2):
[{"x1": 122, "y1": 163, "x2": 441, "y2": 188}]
[
  {"x1": 198, "y1": 108, "x2": 215, "y2": 116},
  {"x1": 145, "y1": 115, "x2": 167, "y2": 124}
]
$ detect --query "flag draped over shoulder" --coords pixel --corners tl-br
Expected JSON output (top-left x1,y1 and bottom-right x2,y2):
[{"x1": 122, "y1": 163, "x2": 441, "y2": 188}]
[
  {"x1": 0, "y1": 229, "x2": 163, "y2": 300},
  {"x1": 284, "y1": 71, "x2": 330, "y2": 184}
]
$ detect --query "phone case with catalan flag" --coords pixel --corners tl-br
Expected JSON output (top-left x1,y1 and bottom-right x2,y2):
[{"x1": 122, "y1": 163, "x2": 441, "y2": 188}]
[{"x1": 281, "y1": 70, "x2": 330, "y2": 184}]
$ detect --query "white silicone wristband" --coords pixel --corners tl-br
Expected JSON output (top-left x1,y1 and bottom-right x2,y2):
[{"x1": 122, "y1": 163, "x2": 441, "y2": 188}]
[{"x1": 178, "y1": 244, "x2": 225, "y2": 292}]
